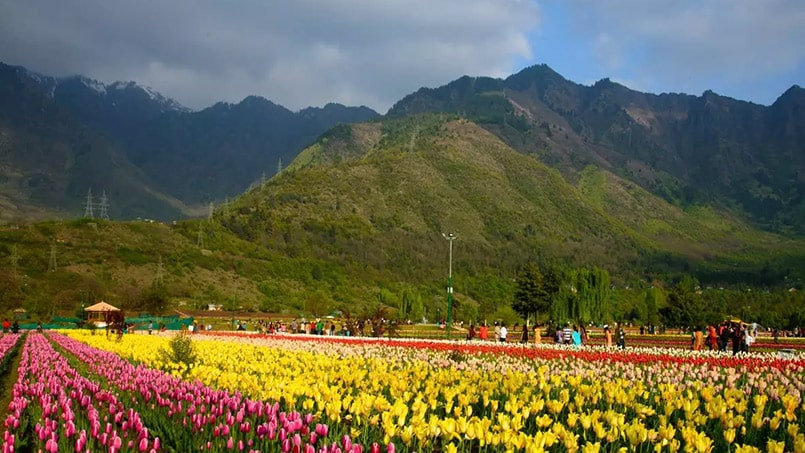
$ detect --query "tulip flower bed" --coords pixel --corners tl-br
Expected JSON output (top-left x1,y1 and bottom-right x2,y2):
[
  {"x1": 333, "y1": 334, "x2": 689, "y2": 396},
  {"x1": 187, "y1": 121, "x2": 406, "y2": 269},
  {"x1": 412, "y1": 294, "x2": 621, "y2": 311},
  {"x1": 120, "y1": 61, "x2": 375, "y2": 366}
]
[
  {"x1": 3, "y1": 333, "x2": 159, "y2": 452},
  {"x1": 0, "y1": 333, "x2": 20, "y2": 366},
  {"x1": 62, "y1": 331, "x2": 805, "y2": 452},
  {"x1": 4, "y1": 332, "x2": 389, "y2": 453}
]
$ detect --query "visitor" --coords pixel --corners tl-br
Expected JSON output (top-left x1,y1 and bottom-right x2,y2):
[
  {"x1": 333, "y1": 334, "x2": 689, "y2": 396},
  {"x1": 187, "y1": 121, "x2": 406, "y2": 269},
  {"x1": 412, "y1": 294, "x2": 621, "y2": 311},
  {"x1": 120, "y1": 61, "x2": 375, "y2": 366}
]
[
  {"x1": 533, "y1": 324, "x2": 541, "y2": 344},
  {"x1": 571, "y1": 326, "x2": 581, "y2": 347},
  {"x1": 604, "y1": 325, "x2": 612, "y2": 348},
  {"x1": 11, "y1": 320, "x2": 19, "y2": 334},
  {"x1": 478, "y1": 323, "x2": 488, "y2": 341},
  {"x1": 562, "y1": 323, "x2": 573, "y2": 345},
  {"x1": 494, "y1": 322, "x2": 501, "y2": 342},
  {"x1": 148, "y1": 321, "x2": 153, "y2": 335},
  {"x1": 520, "y1": 324, "x2": 529, "y2": 344},
  {"x1": 731, "y1": 323, "x2": 743, "y2": 355},
  {"x1": 692, "y1": 327, "x2": 704, "y2": 351},
  {"x1": 708, "y1": 325, "x2": 718, "y2": 350},
  {"x1": 499, "y1": 323, "x2": 508, "y2": 342},
  {"x1": 744, "y1": 328, "x2": 755, "y2": 353},
  {"x1": 719, "y1": 323, "x2": 731, "y2": 352},
  {"x1": 617, "y1": 323, "x2": 626, "y2": 349},
  {"x1": 466, "y1": 324, "x2": 475, "y2": 340},
  {"x1": 2, "y1": 318, "x2": 9, "y2": 333}
]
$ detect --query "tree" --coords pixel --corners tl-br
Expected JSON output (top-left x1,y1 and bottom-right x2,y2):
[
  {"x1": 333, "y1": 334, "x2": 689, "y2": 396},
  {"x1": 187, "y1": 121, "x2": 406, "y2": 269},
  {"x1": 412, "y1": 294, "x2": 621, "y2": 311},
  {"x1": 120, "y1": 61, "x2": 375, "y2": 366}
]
[
  {"x1": 659, "y1": 275, "x2": 707, "y2": 328},
  {"x1": 551, "y1": 267, "x2": 611, "y2": 325},
  {"x1": 512, "y1": 262, "x2": 555, "y2": 323},
  {"x1": 140, "y1": 283, "x2": 168, "y2": 314}
]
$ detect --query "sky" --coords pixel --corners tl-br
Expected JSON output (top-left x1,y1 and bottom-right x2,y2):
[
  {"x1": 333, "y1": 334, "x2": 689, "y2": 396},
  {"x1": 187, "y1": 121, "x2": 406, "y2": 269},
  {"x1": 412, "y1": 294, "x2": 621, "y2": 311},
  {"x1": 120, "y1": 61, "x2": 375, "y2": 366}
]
[{"x1": 1, "y1": 0, "x2": 803, "y2": 113}]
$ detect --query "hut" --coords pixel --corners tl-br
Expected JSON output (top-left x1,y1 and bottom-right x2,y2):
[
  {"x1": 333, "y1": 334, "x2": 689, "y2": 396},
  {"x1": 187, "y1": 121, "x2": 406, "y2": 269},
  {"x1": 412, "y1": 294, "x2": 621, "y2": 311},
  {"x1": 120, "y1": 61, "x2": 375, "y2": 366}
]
[{"x1": 84, "y1": 301, "x2": 121, "y2": 326}]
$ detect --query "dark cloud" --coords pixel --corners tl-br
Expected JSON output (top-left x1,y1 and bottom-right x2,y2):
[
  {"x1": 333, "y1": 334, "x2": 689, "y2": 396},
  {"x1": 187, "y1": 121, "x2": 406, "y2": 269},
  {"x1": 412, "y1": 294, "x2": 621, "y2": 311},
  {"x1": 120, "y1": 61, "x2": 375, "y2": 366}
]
[{"x1": 0, "y1": 0, "x2": 540, "y2": 111}]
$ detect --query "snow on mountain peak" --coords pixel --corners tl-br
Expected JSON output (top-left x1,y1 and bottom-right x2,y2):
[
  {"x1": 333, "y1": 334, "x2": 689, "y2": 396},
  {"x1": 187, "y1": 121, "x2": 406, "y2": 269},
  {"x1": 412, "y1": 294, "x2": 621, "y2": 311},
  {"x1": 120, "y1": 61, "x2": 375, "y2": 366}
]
[
  {"x1": 17, "y1": 67, "x2": 57, "y2": 97},
  {"x1": 78, "y1": 76, "x2": 107, "y2": 95},
  {"x1": 109, "y1": 81, "x2": 190, "y2": 111}
]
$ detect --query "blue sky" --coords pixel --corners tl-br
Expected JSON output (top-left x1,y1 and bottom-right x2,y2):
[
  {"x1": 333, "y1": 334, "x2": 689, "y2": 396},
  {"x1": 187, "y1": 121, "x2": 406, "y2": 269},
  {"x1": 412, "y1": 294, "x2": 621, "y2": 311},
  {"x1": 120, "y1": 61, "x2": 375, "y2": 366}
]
[
  {"x1": 0, "y1": 0, "x2": 802, "y2": 111},
  {"x1": 530, "y1": 1, "x2": 805, "y2": 105}
]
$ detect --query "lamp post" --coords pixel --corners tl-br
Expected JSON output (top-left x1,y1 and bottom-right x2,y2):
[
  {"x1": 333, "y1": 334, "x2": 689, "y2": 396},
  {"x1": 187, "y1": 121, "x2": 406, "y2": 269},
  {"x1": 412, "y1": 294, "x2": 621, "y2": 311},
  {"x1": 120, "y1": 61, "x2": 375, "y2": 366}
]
[{"x1": 442, "y1": 233, "x2": 457, "y2": 339}]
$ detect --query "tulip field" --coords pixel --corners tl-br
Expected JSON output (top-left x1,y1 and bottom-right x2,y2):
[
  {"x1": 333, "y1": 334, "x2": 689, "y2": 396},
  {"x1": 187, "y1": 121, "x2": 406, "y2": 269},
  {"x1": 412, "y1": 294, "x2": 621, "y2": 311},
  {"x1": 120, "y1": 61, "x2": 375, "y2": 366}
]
[{"x1": 1, "y1": 331, "x2": 805, "y2": 452}]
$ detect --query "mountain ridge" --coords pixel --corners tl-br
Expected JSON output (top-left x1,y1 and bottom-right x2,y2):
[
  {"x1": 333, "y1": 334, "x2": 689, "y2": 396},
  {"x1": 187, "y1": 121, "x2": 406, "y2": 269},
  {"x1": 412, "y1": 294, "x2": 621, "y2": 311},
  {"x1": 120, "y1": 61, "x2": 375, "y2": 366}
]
[
  {"x1": 0, "y1": 62, "x2": 379, "y2": 220},
  {"x1": 388, "y1": 64, "x2": 805, "y2": 233}
]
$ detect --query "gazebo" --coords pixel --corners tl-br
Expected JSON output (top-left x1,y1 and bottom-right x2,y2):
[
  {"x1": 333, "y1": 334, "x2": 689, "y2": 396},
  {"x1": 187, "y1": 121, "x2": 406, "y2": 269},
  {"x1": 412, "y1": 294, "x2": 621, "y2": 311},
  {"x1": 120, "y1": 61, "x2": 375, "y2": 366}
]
[{"x1": 84, "y1": 301, "x2": 120, "y2": 325}]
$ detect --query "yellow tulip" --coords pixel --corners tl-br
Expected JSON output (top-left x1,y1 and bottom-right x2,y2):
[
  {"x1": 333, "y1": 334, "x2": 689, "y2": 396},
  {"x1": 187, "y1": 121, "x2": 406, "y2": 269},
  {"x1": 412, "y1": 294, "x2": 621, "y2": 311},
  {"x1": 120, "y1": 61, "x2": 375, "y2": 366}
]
[
  {"x1": 767, "y1": 440, "x2": 786, "y2": 453},
  {"x1": 581, "y1": 441, "x2": 601, "y2": 453}
]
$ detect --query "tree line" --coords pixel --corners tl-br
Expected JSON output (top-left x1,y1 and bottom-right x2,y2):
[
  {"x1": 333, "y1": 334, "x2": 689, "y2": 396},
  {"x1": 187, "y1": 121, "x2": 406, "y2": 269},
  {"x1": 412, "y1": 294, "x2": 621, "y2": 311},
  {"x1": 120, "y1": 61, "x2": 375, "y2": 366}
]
[{"x1": 509, "y1": 262, "x2": 805, "y2": 330}]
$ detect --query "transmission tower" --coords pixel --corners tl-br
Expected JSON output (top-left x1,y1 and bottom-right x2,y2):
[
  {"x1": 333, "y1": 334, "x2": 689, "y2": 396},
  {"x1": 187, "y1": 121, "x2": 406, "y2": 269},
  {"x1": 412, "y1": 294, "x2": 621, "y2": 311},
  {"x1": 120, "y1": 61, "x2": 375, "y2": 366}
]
[
  {"x1": 276, "y1": 158, "x2": 283, "y2": 175},
  {"x1": 223, "y1": 197, "x2": 230, "y2": 216},
  {"x1": 155, "y1": 255, "x2": 164, "y2": 285},
  {"x1": 197, "y1": 222, "x2": 204, "y2": 248},
  {"x1": 48, "y1": 240, "x2": 57, "y2": 272},
  {"x1": 261, "y1": 171, "x2": 267, "y2": 186},
  {"x1": 208, "y1": 202, "x2": 214, "y2": 220},
  {"x1": 9, "y1": 244, "x2": 19, "y2": 277},
  {"x1": 84, "y1": 188, "x2": 94, "y2": 218},
  {"x1": 408, "y1": 124, "x2": 420, "y2": 152},
  {"x1": 98, "y1": 190, "x2": 110, "y2": 220}
]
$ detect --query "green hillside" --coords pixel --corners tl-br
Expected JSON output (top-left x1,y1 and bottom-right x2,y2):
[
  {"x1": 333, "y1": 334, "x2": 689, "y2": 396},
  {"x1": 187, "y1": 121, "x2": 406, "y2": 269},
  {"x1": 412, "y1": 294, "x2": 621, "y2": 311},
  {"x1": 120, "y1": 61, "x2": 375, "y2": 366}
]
[{"x1": 2, "y1": 115, "x2": 804, "y2": 324}]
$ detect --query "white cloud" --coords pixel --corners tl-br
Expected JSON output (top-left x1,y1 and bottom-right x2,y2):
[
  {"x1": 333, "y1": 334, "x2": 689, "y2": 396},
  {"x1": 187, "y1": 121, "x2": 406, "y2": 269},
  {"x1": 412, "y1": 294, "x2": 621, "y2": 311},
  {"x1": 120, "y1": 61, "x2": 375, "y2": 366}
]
[
  {"x1": 0, "y1": 0, "x2": 541, "y2": 111},
  {"x1": 562, "y1": 0, "x2": 805, "y2": 102}
]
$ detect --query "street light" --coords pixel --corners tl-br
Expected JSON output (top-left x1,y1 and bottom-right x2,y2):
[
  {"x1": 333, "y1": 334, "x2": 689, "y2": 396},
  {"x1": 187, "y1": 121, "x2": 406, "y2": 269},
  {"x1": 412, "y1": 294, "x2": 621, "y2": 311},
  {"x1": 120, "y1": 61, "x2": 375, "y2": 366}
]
[{"x1": 442, "y1": 233, "x2": 457, "y2": 339}]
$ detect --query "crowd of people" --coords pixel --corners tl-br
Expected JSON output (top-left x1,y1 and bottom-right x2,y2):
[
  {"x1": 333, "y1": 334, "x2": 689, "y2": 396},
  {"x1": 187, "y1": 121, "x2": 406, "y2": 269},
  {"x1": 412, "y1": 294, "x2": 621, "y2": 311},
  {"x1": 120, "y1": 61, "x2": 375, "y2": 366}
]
[
  {"x1": 457, "y1": 320, "x2": 779, "y2": 355},
  {"x1": 462, "y1": 321, "x2": 629, "y2": 349},
  {"x1": 253, "y1": 318, "x2": 363, "y2": 336},
  {"x1": 689, "y1": 322, "x2": 757, "y2": 354}
]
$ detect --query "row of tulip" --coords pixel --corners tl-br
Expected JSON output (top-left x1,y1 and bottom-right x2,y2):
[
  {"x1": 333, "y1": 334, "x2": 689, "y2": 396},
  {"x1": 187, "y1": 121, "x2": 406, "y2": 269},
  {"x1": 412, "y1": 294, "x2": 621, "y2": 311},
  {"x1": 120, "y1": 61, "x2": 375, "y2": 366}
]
[
  {"x1": 199, "y1": 331, "x2": 805, "y2": 371},
  {"x1": 0, "y1": 333, "x2": 20, "y2": 365},
  {"x1": 43, "y1": 332, "x2": 393, "y2": 452},
  {"x1": 66, "y1": 330, "x2": 805, "y2": 452},
  {"x1": 2, "y1": 333, "x2": 159, "y2": 452},
  {"x1": 580, "y1": 335, "x2": 805, "y2": 351}
]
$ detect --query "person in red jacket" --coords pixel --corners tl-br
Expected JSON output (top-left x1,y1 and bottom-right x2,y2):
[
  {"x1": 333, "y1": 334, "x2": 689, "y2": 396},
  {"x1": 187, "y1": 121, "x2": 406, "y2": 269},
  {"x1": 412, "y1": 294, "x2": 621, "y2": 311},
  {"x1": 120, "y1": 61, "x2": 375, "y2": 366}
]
[
  {"x1": 2, "y1": 318, "x2": 9, "y2": 333},
  {"x1": 478, "y1": 323, "x2": 488, "y2": 341}
]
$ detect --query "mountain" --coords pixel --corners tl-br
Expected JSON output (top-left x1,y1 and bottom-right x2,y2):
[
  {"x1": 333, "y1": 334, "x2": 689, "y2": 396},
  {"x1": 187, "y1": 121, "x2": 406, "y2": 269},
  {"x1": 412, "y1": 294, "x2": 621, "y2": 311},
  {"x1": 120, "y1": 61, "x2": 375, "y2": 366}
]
[
  {"x1": 0, "y1": 63, "x2": 379, "y2": 220},
  {"x1": 2, "y1": 113, "x2": 804, "y2": 327},
  {"x1": 388, "y1": 65, "x2": 805, "y2": 233},
  {"x1": 0, "y1": 64, "x2": 187, "y2": 222},
  {"x1": 220, "y1": 114, "x2": 805, "y2": 294}
]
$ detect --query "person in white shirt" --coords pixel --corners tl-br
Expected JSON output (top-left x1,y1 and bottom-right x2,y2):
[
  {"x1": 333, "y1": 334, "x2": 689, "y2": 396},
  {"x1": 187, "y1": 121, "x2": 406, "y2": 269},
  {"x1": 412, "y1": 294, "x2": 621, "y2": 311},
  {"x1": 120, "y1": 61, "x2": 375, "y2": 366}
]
[{"x1": 499, "y1": 323, "x2": 508, "y2": 342}]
